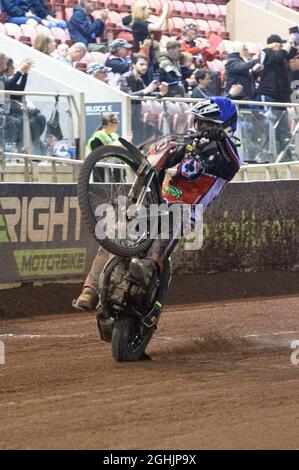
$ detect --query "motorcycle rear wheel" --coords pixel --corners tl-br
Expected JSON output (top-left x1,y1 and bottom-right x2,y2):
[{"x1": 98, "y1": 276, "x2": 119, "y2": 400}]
[{"x1": 77, "y1": 145, "x2": 160, "y2": 257}]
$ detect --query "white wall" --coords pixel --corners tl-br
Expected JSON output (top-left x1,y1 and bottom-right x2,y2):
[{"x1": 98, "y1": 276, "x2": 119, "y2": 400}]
[{"x1": 227, "y1": 0, "x2": 297, "y2": 44}]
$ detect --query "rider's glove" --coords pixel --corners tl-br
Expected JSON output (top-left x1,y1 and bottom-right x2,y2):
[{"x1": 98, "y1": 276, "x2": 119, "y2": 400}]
[
  {"x1": 163, "y1": 145, "x2": 186, "y2": 169},
  {"x1": 202, "y1": 128, "x2": 227, "y2": 142}
]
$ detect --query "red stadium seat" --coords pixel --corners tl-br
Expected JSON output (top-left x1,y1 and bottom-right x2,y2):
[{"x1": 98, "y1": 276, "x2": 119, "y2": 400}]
[
  {"x1": 208, "y1": 20, "x2": 223, "y2": 35},
  {"x1": 196, "y1": 4, "x2": 209, "y2": 19},
  {"x1": 20, "y1": 24, "x2": 38, "y2": 44},
  {"x1": 119, "y1": 0, "x2": 132, "y2": 13},
  {"x1": 195, "y1": 19, "x2": 210, "y2": 38},
  {"x1": 0, "y1": 12, "x2": 8, "y2": 24},
  {"x1": 90, "y1": 51, "x2": 108, "y2": 64},
  {"x1": 4, "y1": 23, "x2": 23, "y2": 40},
  {"x1": 36, "y1": 24, "x2": 53, "y2": 37},
  {"x1": 148, "y1": 0, "x2": 162, "y2": 15},
  {"x1": 206, "y1": 4, "x2": 221, "y2": 20},
  {"x1": 167, "y1": 17, "x2": 185, "y2": 36},
  {"x1": 51, "y1": 27, "x2": 68, "y2": 42},
  {"x1": 75, "y1": 62, "x2": 87, "y2": 72},
  {"x1": 169, "y1": 1, "x2": 186, "y2": 17},
  {"x1": 184, "y1": 2, "x2": 198, "y2": 19}
]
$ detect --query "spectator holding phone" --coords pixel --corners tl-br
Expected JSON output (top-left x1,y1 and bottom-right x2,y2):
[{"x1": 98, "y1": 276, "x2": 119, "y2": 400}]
[{"x1": 119, "y1": 54, "x2": 168, "y2": 144}]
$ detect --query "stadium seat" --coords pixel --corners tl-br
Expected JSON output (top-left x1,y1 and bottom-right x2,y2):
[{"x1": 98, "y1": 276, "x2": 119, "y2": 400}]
[
  {"x1": 148, "y1": 0, "x2": 162, "y2": 15},
  {"x1": 0, "y1": 12, "x2": 8, "y2": 24},
  {"x1": 119, "y1": 0, "x2": 132, "y2": 13},
  {"x1": 51, "y1": 27, "x2": 68, "y2": 43},
  {"x1": 80, "y1": 52, "x2": 94, "y2": 64},
  {"x1": 144, "y1": 100, "x2": 163, "y2": 131},
  {"x1": 196, "y1": 4, "x2": 209, "y2": 19},
  {"x1": 208, "y1": 20, "x2": 223, "y2": 35},
  {"x1": 90, "y1": 51, "x2": 108, "y2": 64},
  {"x1": 169, "y1": 1, "x2": 186, "y2": 17},
  {"x1": 36, "y1": 24, "x2": 53, "y2": 37},
  {"x1": 168, "y1": 17, "x2": 185, "y2": 36},
  {"x1": 20, "y1": 24, "x2": 38, "y2": 44},
  {"x1": 195, "y1": 19, "x2": 210, "y2": 38},
  {"x1": 75, "y1": 62, "x2": 87, "y2": 72},
  {"x1": 207, "y1": 4, "x2": 221, "y2": 20},
  {"x1": 174, "y1": 102, "x2": 193, "y2": 133},
  {"x1": 4, "y1": 23, "x2": 23, "y2": 40},
  {"x1": 183, "y1": 2, "x2": 197, "y2": 19}
]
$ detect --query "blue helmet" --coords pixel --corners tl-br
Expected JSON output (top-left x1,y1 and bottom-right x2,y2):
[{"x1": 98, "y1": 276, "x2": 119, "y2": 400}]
[
  {"x1": 212, "y1": 96, "x2": 238, "y2": 132},
  {"x1": 190, "y1": 97, "x2": 238, "y2": 133}
]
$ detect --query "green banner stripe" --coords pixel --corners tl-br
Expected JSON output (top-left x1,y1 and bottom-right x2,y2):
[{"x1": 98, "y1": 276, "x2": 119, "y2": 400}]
[
  {"x1": 0, "y1": 215, "x2": 6, "y2": 227},
  {"x1": 14, "y1": 248, "x2": 86, "y2": 277},
  {"x1": 0, "y1": 230, "x2": 9, "y2": 243}
]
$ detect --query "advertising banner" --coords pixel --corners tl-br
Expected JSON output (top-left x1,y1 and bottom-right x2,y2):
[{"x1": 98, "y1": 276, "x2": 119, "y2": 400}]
[
  {"x1": 0, "y1": 183, "x2": 98, "y2": 284},
  {"x1": 1, "y1": 180, "x2": 299, "y2": 284}
]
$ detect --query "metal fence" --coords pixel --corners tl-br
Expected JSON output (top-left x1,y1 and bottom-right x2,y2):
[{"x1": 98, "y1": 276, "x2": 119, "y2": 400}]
[
  {"x1": 0, "y1": 89, "x2": 84, "y2": 162},
  {"x1": 130, "y1": 96, "x2": 299, "y2": 164}
]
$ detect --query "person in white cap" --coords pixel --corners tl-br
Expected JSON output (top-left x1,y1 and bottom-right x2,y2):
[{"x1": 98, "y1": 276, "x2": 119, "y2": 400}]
[{"x1": 87, "y1": 63, "x2": 112, "y2": 83}]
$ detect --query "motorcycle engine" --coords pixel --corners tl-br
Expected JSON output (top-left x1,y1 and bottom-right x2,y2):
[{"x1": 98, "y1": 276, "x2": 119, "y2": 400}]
[{"x1": 107, "y1": 259, "x2": 159, "y2": 314}]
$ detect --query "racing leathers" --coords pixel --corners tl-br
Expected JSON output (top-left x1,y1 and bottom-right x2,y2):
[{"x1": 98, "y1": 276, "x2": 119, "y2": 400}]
[{"x1": 143, "y1": 128, "x2": 242, "y2": 271}]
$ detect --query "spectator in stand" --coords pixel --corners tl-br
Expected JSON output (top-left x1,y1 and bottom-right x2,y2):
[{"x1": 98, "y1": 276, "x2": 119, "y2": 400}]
[
  {"x1": 139, "y1": 38, "x2": 160, "y2": 85},
  {"x1": 257, "y1": 34, "x2": 297, "y2": 103},
  {"x1": 256, "y1": 33, "x2": 298, "y2": 158},
  {"x1": 225, "y1": 44, "x2": 262, "y2": 100},
  {"x1": 0, "y1": 54, "x2": 46, "y2": 153},
  {"x1": 87, "y1": 63, "x2": 111, "y2": 83},
  {"x1": 179, "y1": 24, "x2": 216, "y2": 66},
  {"x1": 29, "y1": 0, "x2": 67, "y2": 28},
  {"x1": 33, "y1": 33, "x2": 56, "y2": 56},
  {"x1": 68, "y1": 43, "x2": 88, "y2": 66},
  {"x1": 52, "y1": 43, "x2": 71, "y2": 64},
  {"x1": 158, "y1": 41, "x2": 187, "y2": 97},
  {"x1": 2, "y1": 0, "x2": 41, "y2": 26},
  {"x1": 0, "y1": 54, "x2": 31, "y2": 146},
  {"x1": 69, "y1": 0, "x2": 108, "y2": 47},
  {"x1": 180, "y1": 51, "x2": 196, "y2": 94},
  {"x1": 192, "y1": 69, "x2": 243, "y2": 100},
  {"x1": 105, "y1": 38, "x2": 133, "y2": 87},
  {"x1": 54, "y1": 42, "x2": 87, "y2": 66},
  {"x1": 119, "y1": 54, "x2": 168, "y2": 144},
  {"x1": 2, "y1": 0, "x2": 64, "y2": 27},
  {"x1": 130, "y1": 0, "x2": 170, "y2": 52}
]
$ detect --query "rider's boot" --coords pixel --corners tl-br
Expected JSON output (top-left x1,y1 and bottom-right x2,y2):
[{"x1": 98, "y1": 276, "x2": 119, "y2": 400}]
[
  {"x1": 129, "y1": 237, "x2": 179, "y2": 287},
  {"x1": 73, "y1": 247, "x2": 112, "y2": 311}
]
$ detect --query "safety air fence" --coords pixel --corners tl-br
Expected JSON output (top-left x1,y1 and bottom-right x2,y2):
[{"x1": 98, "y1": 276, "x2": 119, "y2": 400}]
[{"x1": 0, "y1": 180, "x2": 299, "y2": 286}]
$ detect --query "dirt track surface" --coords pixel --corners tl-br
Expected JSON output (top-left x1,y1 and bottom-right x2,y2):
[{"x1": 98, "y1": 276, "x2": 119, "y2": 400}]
[{"x1": 1, "y1": 273, "x2": 299, "y2": 449}]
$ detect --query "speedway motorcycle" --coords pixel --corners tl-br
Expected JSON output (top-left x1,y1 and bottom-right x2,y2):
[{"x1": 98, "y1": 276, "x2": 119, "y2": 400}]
[{"x1": 77, "y1": 132, "x2": 203, "y2": 362}]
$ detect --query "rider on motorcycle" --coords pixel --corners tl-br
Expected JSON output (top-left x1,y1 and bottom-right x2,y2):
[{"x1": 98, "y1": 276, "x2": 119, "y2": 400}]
[{"x1": 74, "y1": 97, "x2": 241, "y2": 311}]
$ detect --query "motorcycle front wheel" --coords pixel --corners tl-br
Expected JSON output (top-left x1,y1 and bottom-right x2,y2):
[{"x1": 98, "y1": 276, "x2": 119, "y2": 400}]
[{"x1": 111, "y1": 314, "x2": 155, "y2": 362}]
